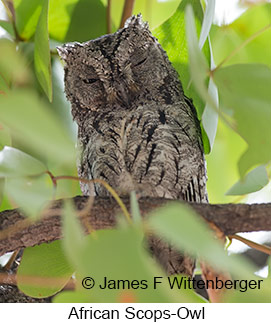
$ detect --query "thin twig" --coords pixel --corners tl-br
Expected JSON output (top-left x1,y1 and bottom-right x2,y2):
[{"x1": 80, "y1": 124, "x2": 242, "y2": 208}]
[
  {"x1": 119, "y1": 0, "x2": 136, "y2": 28},
  {"x1": 106, "y1": 0, "x2": 112, "y2": 33},
  {"x1": 0, "y1": 272, "x2": 75, "y2": 290},
  {"x1": 3, "y1": 250, "x2": 19, "y2": 271},
  {"x1": 54, "y1": 175, "x2": 132, "y2": 223},
  {"x1": 229, "y1": 234, "x2": 271, "y2": 255}
]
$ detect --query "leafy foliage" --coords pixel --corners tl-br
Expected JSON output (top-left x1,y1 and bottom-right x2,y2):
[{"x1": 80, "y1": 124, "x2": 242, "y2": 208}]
[{"x1": 0, "y1": 0, "x2": 270, "y2": 303}]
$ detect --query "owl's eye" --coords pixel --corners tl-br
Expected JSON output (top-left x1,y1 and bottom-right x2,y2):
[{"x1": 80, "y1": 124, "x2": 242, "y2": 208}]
[
  {"x1": 133, "y1": 57, "x2": 147, "y2": 67},
  {"x1": 83, "y1": 78, "x2": 98, "y2": 84}
]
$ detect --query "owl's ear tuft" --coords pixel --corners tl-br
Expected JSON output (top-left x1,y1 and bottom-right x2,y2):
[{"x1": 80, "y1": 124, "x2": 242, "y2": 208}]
[
  {"x1": 124, "y1": 14, "x2": 148, "y2": 30},
  {"x1": 56, "y1": 46, "x2": 69, "y2": 61},
  {"x1": 56, "y1": 42, "x2": 81, "y2": 61}
]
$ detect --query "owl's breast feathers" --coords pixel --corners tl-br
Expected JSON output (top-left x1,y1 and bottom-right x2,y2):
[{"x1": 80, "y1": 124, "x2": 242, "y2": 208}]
[{"x1": 78, "y1": 101, "x2": 207, "y2": 202}]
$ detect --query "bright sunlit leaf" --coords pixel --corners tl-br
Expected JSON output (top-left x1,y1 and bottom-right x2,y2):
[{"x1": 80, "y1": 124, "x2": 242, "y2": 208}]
[
  {"x1": 108, "y1": 0, "x2": 180, "y2": 31},
  {"x1": 49, "y1": 0, "x2": 106, "y2": 42},
  {"x1": 13, "y1": 0, "x2": 43, "y2": 40}
]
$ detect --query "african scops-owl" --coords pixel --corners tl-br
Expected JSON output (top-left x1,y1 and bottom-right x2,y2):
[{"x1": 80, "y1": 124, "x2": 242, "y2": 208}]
[{"x1": 57, "y1": 15, "x2": 208, "y2": 276}]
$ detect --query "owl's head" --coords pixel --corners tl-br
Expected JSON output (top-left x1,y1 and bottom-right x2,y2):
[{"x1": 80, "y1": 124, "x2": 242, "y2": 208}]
[{"x1": 57, "y1": 14, "x2": 182, "y2": 118}]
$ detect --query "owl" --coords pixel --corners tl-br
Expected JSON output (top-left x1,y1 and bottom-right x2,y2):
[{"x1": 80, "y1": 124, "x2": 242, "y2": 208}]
[{"x1": 57, "y1": 15, "x2": 208, "y2": 276}]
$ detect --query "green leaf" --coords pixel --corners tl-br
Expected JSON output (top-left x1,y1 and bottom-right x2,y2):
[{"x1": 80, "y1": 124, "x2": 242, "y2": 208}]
[
  {"x1": 200, "y1": 124, "x2": 211, "y2": 154},
  {"x1": 5, "y1": 175, "x2": 52, "y2": 219},
  {"x1": 106, "y1": 0, "x2": 180, "y2": 32},
  {"x1": 130, "y1": 191, "x2": 141, "y2": 223},
  {"x1": 62, "y1": 202, "x2": 203, "y2": 302},
  {"x1": 138, "y1": 0, "x2": 181, "y2": 29},
  {"x1": 226, "y1": 165, "x2": 269, "y2": 195},
  {"x1": 34, "y1": 0, "x2": 52, "y2": 101},
  {"x1": 0, "y1": 89, "x2": 75, "y2": 165},
  {"x1": 13, "y1": 0, "x2": 107, "y2": 43},
  {"x1": 201, "y1": 19, "x2": 219, "y2": 153},
  {"x1": 0, "y1": 145, "x2": 48, "y2": 214},
  {"x1": 13, "y1": 0, "x2": 43, "y2": 40},
  {"x1": 0, "y1": 146, "x2": 46, "y2": 177},
  {"x1": 53, "y1": 290, "x2": 94, "y2": 303},
  {"x1": 184, "y1": 4, "x2": 220, "y2": 154},
  {"x1": 198, "y1": 0, "x2": 215, "y2": 49},
  {"x1": 0, "y1": 178, "x2": 4, "y2": 206},
  {"x1": 201, "y1": 76, "x2": 218, "y2": 150},
  {"x1": 148, "y1": 202, "x2": 256, "y2": 279},
  {"x1": 213, "y1": 64, "x2": 271, "y2": 177},
  {"x1": 0, "y1": 20, "x2": 15, "y2": 37},
  {"x1": 205, "y1": 120, "x2": 247, "y2": 204},
  {"x1": 0, "y1": 124, "x2": 12, "y2": 150},
  {"x1": 17, "y1": 240, "x2": 74, "y2": 298},
  {"x1": 62, "y1": 201, "x2": 86, "y2": 270},
  {"x1": 49, "y1": 0, "x2": 106, "y2": 42},
  {"x1": 268, "y1": 256, "x2": 271, "y2": 280},
  {"x1": 0, "y1": 39, "x2": 30, "y2": 90},
  {"x1": 224, "y1": 278, "x2": 271, "y2": 303},
  {"x1": 153, "y1": 0, "x2": 211, "y2": 118},
  {"x1": 185, "y1": 5, "x2": 217, "y2": 114}
]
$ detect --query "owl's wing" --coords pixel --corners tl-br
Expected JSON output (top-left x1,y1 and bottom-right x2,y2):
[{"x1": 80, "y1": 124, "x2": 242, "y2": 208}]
[{"x1": 123, "y1": 102, "x2": 208, "y2": 202}]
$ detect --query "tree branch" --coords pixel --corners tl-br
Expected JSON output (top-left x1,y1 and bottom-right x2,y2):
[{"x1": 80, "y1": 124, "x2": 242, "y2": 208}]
[
  {"x1": 106, "y1": 0, "x2": 112, "y2": 34},
  {"x1": 0, "y1": 196, "x2": 271, "y2": 256},
  {"x1": 119, "y1": 0, "x2": 136, "y2": 28}
]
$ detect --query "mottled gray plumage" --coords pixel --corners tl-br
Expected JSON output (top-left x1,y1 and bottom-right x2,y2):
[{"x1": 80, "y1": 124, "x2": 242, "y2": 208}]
[{"x1": 57, "y1": 15, "x2": 208, "y2": 276}]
